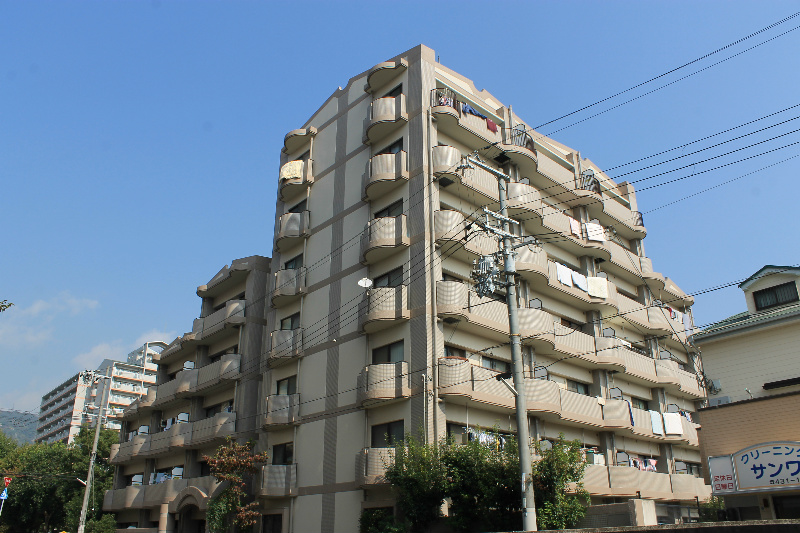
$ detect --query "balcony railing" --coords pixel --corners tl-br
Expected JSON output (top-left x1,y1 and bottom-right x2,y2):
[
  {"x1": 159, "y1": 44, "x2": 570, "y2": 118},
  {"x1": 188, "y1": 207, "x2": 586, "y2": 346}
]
[
  {"x1": 192, "y1": 300, "x2": 246, "y2": 343},
  {"x1": 355, "y1": 448, "x2": 394, "y2": 487},
  {"x1": 279, "y1": 159, "x2": 313, "y2": 202},
  {"x1": 361, "y1": 215, "x2": 409, "y2": 264},
  {"x1": 268, "y1": 329, "x2": 303, "y2": 364},
  {"x1": 264, "y1": 394, "x2": 300, "y2": 427},
  {"x1": 357, "y1": 361, "x2": 410, "y2": 405},
  {"x1": 361, "y1": 285, "x2": 409, "y2": 333},
  {"x1": 260, "y1": 464, "x2": 298, "y2": 497},
  {"x1": 276, "y1": 211, "x2": 310, "y2": 253},
  {"x1": 271, "y1": 268, "x2": 306, "y2": 307},
  {"x1": 365, "y1": 151, "x2": 408, "y2": 200},
  {"x1": 365, "y1": 95, "x2": 407, "y2": 144}
]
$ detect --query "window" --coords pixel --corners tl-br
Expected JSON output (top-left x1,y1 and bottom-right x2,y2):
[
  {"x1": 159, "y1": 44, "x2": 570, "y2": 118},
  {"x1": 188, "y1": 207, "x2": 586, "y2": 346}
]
[
  {"x1": 631, "y1": 397, "x2": 648, "y2": 410},
  {"x1": 371, "y1": 420, "x2": 404, "y2": 448},
  {"x1": 205, "y1": 400, "x2": 233, "y2": 417},
  {"x1": 287, "y1": 199, "x2": 307, "y2": 214},
  {"x1": 561, "y1": 318, "x2": 584, "y2": 332},
  {"x1": 150, "y1": 466, "x2": 183, "y2": 484},
  {"x1": 284, "y1": 254, "x2": 303, "y2": 270},
  {"x1": 675, "y1": 461, "x2": 702, "y2": 476},
  {"x1": 567, "y1": 379, "x2": 590, "y2": 396},
  {"x1": 442, "y1": 273, "x2": 461, "y2": 282},
  {"x1": 753, "y1": 282, "x2": 799, "y2": 311},
  {"x1": 377, "y1": 138, "x2": 403, "y2": 155},
  {"x1": 272, "y1": 443, "x2": 294, "y2": 465},
  {"x1": 372, "y1": 341, "x2": 404, "y2": 364},
  {"x1": 127, "y1": 473, "x2": 143, "y2": 486},
  {"x1": 383, "y1": 84, "x2": 402, "y2": 98},
  {"x1": 277, "y1": 375, "x2": 297, "y2": 395},
  {"x1": 481, "y1": 356, "x2": 510, "y2": 373},
  {"x1": 374, "y1": 200, "x2": 403, "y2": 219},
  {"x1": 263, "y1": 514, "x2": 283, "y2": 533},
  {"x1": 374, "y1": 267, "x2": 403, "y2": 288},
  {"x1": 280, "y1": 313, "x2": 300, "y2": 330},
  {"x1": 444, "y1": 345, "x2": 466, "y2": 359}
]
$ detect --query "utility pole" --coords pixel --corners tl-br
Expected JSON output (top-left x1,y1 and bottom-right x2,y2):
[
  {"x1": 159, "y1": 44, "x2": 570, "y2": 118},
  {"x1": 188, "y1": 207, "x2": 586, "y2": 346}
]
[
  {"x1": 466, "y1": 155, "x2": 537, "y2": 531},
  {"x1": 77, "y1": 365, "x2": 112, "y2": 533}
]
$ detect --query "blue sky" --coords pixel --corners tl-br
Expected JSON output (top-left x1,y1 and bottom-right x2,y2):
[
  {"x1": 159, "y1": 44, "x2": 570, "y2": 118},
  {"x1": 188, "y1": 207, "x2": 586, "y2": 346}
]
[{"x1": 2, "y1": 1, "x2": 798, "y2": 411}]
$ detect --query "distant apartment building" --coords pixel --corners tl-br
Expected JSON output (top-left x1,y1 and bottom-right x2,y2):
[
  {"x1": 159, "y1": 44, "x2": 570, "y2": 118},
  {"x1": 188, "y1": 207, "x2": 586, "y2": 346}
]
[
  {"x1": 104, "y1": 256, "x2": 269, "y2": 533},
  {"x1": 103, "y1": 45, "x2": 711, "y2": 533},
  {"x1": 694, "y1": 265, "x2": 800, "y2": 520},
  {"x1": 36, "y1": 343, "x2": 163, "y2": 444}
]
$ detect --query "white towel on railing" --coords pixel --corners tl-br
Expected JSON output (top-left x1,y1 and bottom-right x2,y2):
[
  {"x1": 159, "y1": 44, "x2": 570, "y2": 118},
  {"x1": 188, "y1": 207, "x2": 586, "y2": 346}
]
[
  {"x1": 569, "y1": 217, "x2": 582, "y2": 237},
  {"x1": 649, "y1": 410, "x2": 664, "y2": 435},
  {"x1": 572, "y1": 272, "x2": 588, "y2": 292},
  {"x1": 663, "y1": 412, "x2": 684, "y2": 435},
  {"x1": 587, "y1": 277, "x2": 608, "y2": 298},
  {"x1": 556, "y1": 263, "x2": 573, "y2": 287},
  {"x1": 585, "y1": 222, "x2": 605, "y2": 242}
]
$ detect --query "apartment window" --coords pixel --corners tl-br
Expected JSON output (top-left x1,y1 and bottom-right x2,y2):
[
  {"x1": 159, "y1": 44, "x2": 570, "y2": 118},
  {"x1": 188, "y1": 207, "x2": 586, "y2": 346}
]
[
  {"x1": 631, "y1": 397, "x2": 648, "y2": 410},
  {"x1": 272, "y1": 443, "x2": 294, "y2": 465},
  {"x1": 280, "y1": 313, "x2": 300, "y2": 330},
  {"x1": 374, "y1": 267, "x2": 403, "y2": 288},
  {"x1": 263, "y1": 514, "x2": 283, "y2": 533},
  {"x1": 127, "y1": 473, "x2": 143, "y2": 486},
  {"x1": 567, "y1": 379, "x2": 590, "y2": 396},
  {"x1": 284, "y1": 254, "x2": 303, "y2": 270},
  {"x1": 277, "y1": 375, "x2": 297, "y2": 395},
  {"x1": 442, "y1": 273, "x2": 461, "y2": 282},
  {"x1": 287, "y1": 199, "x2": 307, "y2": 214},
  {"x1": 372, "y1": 420, "x2": 404, "y2": 448},
  {"x1": 205, "y1": 400, "x2": 233, "y2": 417},
  {"x1": 753, "y1": 282, "x2": 799, "y2": 311},
  {"x1": 675, "y1": 461, "x2": 702, "y2": 476},
  {"x1": 482, "y1": 356, "x2": 510, "y2": 373},
  {"x1": 561, "y1": 318, "x2": 584, "y2": 332},
  {"x1": 200, "y1": 461, "x2": 211, "y2": 477},
  {"x1": 444, "y1": 345, "x2": 466, "y2": 359},
  {"x1": 372, "y1": 341, "x2": 404, "y2": 364},
  {"x1": 374, "y1": 200, "x2": 403, "y2": 219},
  {"x1": 383, "y1": 84, "x2": 402, "y2": 98},
  {"x1": 150, "y1": 466, "x2": 183, "y2": 485},
  {"x1": 377, "y1": 138, "x2": 403, "y2": 155}
]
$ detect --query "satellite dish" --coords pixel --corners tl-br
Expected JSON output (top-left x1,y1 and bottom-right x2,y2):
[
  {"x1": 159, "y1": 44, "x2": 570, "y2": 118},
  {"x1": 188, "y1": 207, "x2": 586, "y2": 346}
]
[{"x1": 357, "y1": 278, "x2": 373, "y2": 288}]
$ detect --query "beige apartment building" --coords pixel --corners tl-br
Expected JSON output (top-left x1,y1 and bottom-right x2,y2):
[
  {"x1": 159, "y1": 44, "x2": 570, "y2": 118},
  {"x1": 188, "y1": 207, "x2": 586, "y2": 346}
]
[
  {"x1": 102, "y1": 45, "x2": 710, "y2": 533},
  {"x1": 694, "y1": 265, "x2": 800, "y2": 520},
  {"x1": 104, "y1": 256, "x2": 270, "y2": 532},
  {"x1": 259, "y1": 44, "x2": 709, "y2": 532}
]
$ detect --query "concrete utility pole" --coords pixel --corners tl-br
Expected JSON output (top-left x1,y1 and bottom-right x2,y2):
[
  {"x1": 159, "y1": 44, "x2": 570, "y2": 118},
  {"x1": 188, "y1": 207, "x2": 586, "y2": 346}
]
[
  {"x1": 466, "y1": 155, "x2": 537, "y2": 531},
  {"x1": 77, "y1": 365, "x2": 112, "y2": 533}
]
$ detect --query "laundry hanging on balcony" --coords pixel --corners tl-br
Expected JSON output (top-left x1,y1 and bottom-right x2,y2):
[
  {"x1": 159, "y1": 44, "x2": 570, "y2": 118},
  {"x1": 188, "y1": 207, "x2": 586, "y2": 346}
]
[
  {"x1": 486, "y1": 118, "x2": 498, "y2": 133},
  {"x1": 572, "y1": 271, "x2": 588, "y2": 292},
  {"x1": 663, "y1": 412, "x2": 684, "y2": 435},
  {"x1": 556, "y1": 263, "x2": 573, "y2": 287},
  {"x1": 568, "y1": 217, "x2": 582, "y2": 238},
  {"x1": 587, "y1": 277, "x2": 608, "y2": 298},
  {"x1": 461, "y1": 102, "x2": 487, "y2": 120},
  {"x1": 649, "y1": 410, "x2": 664, "y2": 435},
  {"x1": 585, "y1": 222, "x2": 605, "y2": 242}
]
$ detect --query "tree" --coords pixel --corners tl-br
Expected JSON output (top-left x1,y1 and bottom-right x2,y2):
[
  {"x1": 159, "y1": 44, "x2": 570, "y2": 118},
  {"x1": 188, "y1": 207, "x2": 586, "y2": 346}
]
[
  {"x1": 65, "y1": 425, "x2": 120, "y2": 532},
  {"x1": 0, "y1": 300, "x2": 12, "y2": 313},
  {"x1": 383, "y1": 434, "x2": 448, "y2": 533},
  {"x1": 203, "y1": 438, "x2": 268, "y2": 533},
  {"x1": 532, "y1": 434, "x2": 590, "y2": 530}
]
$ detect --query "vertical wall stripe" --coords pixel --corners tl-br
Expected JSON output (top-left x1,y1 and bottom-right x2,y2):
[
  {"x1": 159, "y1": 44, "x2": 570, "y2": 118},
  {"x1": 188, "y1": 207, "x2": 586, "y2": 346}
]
[{"x1": 321, "y1": 105, "x2": 348, "y2": 533}]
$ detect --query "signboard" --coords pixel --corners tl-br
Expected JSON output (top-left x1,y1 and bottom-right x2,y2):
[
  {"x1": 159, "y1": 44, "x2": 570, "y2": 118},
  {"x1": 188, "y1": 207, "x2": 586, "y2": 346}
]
[
  {"x1": 709, "y1": 441, "x2": 800, "y2": 495},
  {"x1": 0, "y1": 488, "x2": 7, "y2": 500},
  {"x1": 734, "y1": 441, "x2": 800, "y2": 491},
  {"x1": 2, "y1": 477, "x2": 9, "y2": 487}
]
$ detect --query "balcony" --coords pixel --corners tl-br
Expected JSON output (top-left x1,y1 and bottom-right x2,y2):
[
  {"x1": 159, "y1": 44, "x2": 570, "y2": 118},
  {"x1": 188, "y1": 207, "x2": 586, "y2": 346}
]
[
  {"x1": 121, "y1": 389, "x2": 156, "y2": 420},
  {"x1": 276, "y1": 211, "x2": 310, "y2": 253},
  {"x1": 506, "y1": 182, "x2": 542, "y2": 218},
  {"x1": 149, "y1": 422, "x2": 192, "y2": 454},
  {"x1": 152, "y1": 370, "x2": 197, "y2": 409},
  {"x1": 197, "y1": 257, "x2": 264, "y2": 299},
  {"x1": 614, "y1": 295, "x2": 671, "y2": 337},
  {"x1": 361, "y1": 286, "x2": 410, "y2": 333},
  {"x1": 283, "y1": 126, "x2": 316, "y2": 155},
  {"x1": 559, "y1": 389, "x2": 604, "y2": 427},
  {"x1": 260, "y1": 464, "x2": 297, "y2": 498},
  {"x1": 581, "y1": 465, "x2": 698, "y2": 500},
  {"x1": 655, "y1": 360, "x2": 703, "y2": 398},
  {"x1": 187, "y1": 411, "x2": 235, "y2": 446},
  {"x1": 365, "y1": 58, "x2": 407, "y2": 93},
  {"x1": 155, "y1": 333, "x2": 197, "y2": 365},
  {"x1": 432, "y1": 145, "x2": 500, "y2": 204},
  {"x1": 541, "y1": 261, "x2": 619, "y2": 313},
  {"x1": 364, "y1": 95, "x2": 407, "y2": 145},
  {"x1": 279, "y1": 160, "x2": 313, "y2": 202},
  {"x1": 364, "y1": 151, "x2": 408, "y2": 200},
  {"x1": 430, "y1": 89, "x2": 502, "y2": 149},
  {"x1": 268, "y1": 329, "x2": 303, "y2": 366},
  {"x1": 592, "y1": 197, "x2": 646, "y2": 240},
  {"x1": 271, "y1": 268, "x2": 306, "y2": 307},
  {"x1": 109, "y1": 435, "x2": 151, "y2": 465},
  {"x1": 195, "y1": 353, "x2": 240, "y2": 393},
  {"x1": 104, "y1": 476, "x2": 221, "y2": 512},
  {"x1": 356, "y1": 448, "x2": 394, "y2": 487},
  {"x1": 192, "y1": 300, "x2": 246, "y2": 344},
  {"x1": 515, "y1": 245, "x2": 548, "y2": 285},
  {"x1": 264, "y1": 394, "x2": 300, "y2": 427},
  {"x1": 535, "y1": 205, "x2": 611, "y2": 261},
  {"x1": 433, "y1": 210, "x2": 498, "y2": 262},
  {"x1": 361, "y1": 216, "x2": 409, "y2": 264},
  {"x1": 357, "y1": 362, "x2": 410, "y2": 406}
]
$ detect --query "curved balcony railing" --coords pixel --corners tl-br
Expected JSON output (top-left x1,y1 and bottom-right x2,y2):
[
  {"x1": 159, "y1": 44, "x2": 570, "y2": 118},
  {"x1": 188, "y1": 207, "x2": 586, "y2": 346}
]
[
  {"x1": 271, "y1": 268, "x2": 306, "y2": 308},
  {"x1": 260, "y1": 464, "x2": 298, "y2": 498},
  {"x1": 364, "y1": 151, "x2": 408, "y2": 200},
  {"x1": 355, "y1": 448, "x2": 394, "y2": 487},
  {"x1": 365, "y1": 59, "x2": 407, "y2": 93},
  {"x1": 365, "y1": 95, "x2": 407, "y2": 145},
  {"x1": 264, "y1": 394, "x2": 300, "y2": 427},
  {"x1": 268, "y1": 328, "x2": 303, "y2": 365},
  {"x1": 357, "y1": 361, "x2": 410, "y2": 406},
  {"x1": 361, "y1": 215, "x2": 409, "y2": 264},
  {"x1": 283, "y1": 127, "x2": 316, "y2": 155},
  {"x1": 361, "y1": 286, "x2": 409, "y2": 333},
  {"x1": 276, "y1": 211, "x2": 310, "y2": 253},
  {"x1": 279, "y1": 159, "x2": 313, "y2": 202}
]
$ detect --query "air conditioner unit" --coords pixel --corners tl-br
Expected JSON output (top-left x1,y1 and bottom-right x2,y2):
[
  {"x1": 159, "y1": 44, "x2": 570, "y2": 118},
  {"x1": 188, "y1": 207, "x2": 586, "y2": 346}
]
[{"x1": 708, "y1": 396, "x2": 730, "y2": 407}]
